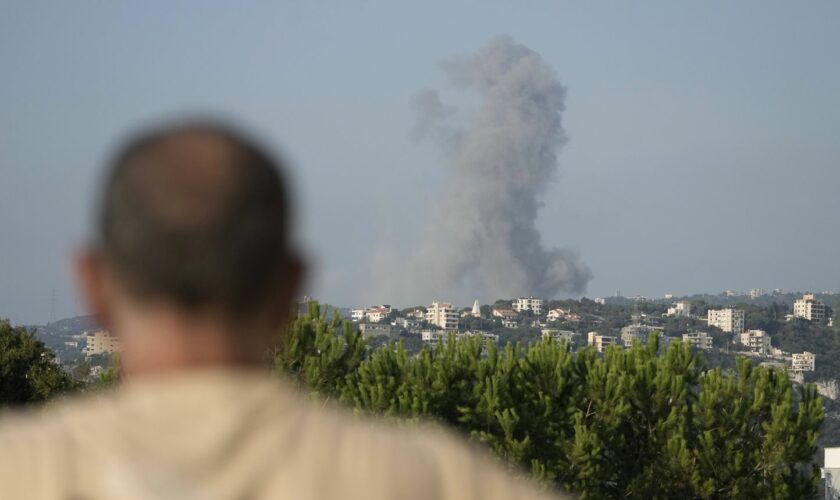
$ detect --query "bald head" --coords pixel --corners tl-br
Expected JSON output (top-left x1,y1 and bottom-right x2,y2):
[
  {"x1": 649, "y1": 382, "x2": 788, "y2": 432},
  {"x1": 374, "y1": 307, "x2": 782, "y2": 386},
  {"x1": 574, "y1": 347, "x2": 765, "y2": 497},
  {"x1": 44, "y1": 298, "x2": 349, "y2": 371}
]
[{"x1": 98, "y1": 121, "x2": 296, "y2": 317}]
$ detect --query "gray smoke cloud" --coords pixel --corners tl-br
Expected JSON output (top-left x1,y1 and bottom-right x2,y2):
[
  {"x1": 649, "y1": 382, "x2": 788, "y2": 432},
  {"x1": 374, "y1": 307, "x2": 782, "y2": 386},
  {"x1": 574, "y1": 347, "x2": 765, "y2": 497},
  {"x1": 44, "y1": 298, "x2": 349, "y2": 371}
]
[{"x1": 374, "y1": 36, "x2": 591, "y2": 305}]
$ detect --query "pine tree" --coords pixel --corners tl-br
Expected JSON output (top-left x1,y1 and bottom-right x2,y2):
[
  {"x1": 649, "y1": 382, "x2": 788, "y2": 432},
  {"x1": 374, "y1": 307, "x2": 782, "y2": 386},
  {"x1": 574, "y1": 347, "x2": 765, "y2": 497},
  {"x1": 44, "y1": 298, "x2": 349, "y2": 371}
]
[{"x1": 274, "y1": 303, "x2": 824, "y2": 499}]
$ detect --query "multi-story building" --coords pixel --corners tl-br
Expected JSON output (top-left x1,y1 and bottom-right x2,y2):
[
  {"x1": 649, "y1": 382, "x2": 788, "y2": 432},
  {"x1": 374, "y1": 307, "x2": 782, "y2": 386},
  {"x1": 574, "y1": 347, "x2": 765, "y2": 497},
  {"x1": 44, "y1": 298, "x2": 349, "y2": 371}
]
[
  {"x1": 512, "y1": 297, "x2": 543, "y2": 315},
  {"x1": 749, "y1": 288, "x2": 766, "y2": 299},
  {"x1": 85, "y1": 330, "x2": 120, "y2": 357},
  {"x1": 793, "y1": 294, "x2": 826, "y2": 322},
  {"x1": 359, "y1": 323, "x2": 396, "y2": 339},
  {"x1": 587, "y1": 331, "x2": 618, "y2": 353},
  {"x1": 351, "y1": 309, "x2": 365, "y2": 322},
  {"x1": 792, "y1": 352, "x2": 816, "y2": 372},
  {"x1": 620, "y1": 324, "x2": 659, "y2": 346},
  {"x1": 666, "y1": 301, "x2": 692, "y2": 318},
  {"x1": 421, "y1": 330, "x2": 498, "y2": 348},
  {"x1": 682, "y1": 331, "x2": 713, "y2": 350},
  {"x1": 426, "y1": 302, "x2": 459, "y2": 330},
  {"x1": 541, "y1": 329, "x2": 577, "y2": 344},
  {"x1": 740, "y1": 329, "x2": 771, "y2": 355},
  {"x1": 823, "y1": 447, "x2": 840, "y2": 499},
  {"x1": 707, "y1": 308, "x2": 745, "y2": 335}
]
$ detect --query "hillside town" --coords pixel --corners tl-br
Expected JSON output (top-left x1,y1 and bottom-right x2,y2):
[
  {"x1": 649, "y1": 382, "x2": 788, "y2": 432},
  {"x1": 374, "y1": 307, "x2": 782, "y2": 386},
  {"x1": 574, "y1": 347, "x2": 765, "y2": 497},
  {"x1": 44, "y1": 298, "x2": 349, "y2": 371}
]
[{"x1": 346, "y1": 292, "x2": 828, "y2": 387}]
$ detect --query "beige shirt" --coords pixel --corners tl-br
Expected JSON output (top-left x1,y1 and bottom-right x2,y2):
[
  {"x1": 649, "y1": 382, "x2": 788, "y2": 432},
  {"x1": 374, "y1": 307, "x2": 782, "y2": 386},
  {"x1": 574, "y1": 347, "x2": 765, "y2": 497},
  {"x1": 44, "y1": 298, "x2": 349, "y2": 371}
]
[{"x1": 0, "y1": 370, "x2": 568, "y2": 500}]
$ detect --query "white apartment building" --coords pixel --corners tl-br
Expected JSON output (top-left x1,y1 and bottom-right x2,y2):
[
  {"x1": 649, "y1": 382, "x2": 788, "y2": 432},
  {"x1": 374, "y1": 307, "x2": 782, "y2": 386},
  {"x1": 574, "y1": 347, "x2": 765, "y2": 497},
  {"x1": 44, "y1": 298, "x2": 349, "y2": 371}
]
[
  {"x1": 541, "y1": 329, "x2": 577, "y2": 344},
  {"x1": 666, "y1": 301, "x2": 691, "y2": 318},
  {"x1": 512, "y1": 297, "x2": 543, "y2": 315},
  {"x1": 587, "y1": 331, "x2": 618, "y2": 353},
  {"x1": 823, "y1": 447, "x2": 840, "y2": 499},
  {"x1": 682, "y1": 332, "x2": 713, "y2": 350},
  {"x1": 792, "y1": 352, "x2": 816, "y2": 372},
  {"x1": 707, "y1": 308, "x2": 745, "y2": 335},
  {"x1": 351, "y1": 309, "x2": 365, "y2": 321},
  {"x1": 85, "y1": 330, "x2": 120, "y2": 357},
  {"x1": 749, "y1": 288, "x2": 766, "y2": 299},
  {"x1": 793, "y1": 294, "x2": 826, "y2": 322},
  {"x1": 426, "y1": 302, "x2": 459, "y2": 330},
  {"x1": 740, "y1": 329, "x2": 771, "y2": 355}
]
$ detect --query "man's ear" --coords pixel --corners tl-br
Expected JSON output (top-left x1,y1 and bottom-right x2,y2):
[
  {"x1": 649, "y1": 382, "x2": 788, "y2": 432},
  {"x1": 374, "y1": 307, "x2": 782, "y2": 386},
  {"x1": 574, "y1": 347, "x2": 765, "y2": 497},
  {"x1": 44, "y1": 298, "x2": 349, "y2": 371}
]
[{"x1": 74, "y1": 247, "x2": 114, "y2": 331}]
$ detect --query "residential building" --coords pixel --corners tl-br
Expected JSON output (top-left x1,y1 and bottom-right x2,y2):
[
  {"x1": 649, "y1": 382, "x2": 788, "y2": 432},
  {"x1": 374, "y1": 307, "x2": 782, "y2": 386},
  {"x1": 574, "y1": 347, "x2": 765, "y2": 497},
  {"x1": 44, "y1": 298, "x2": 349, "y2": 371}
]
[
  {"x1": 541, "y1": 329, "x2": 577, "y2": 344},
  {"x1": 547, "y1": 308, "x2": 570, "y2": 322},
  {"x1": 421, "y1": 330, "x2": 498, "y2": 348},
  {"x1": 740, "y1": 329, "x2": 771, "y2": 355},
  {"x1": 426, "y1": 302, "x2": 459, "y2": 330},
  {"x1": 359, "y1": 323, "x2": 396, "y2": 339},
  {"x1": 793, "y1": 294, "x2": 826, "y2": 322},
  {"x1": 666, "y1": 301, "x2": 691, "y2": 318},
  {"x1": 707, "y1": 308, "x2": 745, "y2": 334},
  {"x1": 682, "y1": 332, "x2": 713, "y2": 350},
  {"x1": 512, "y1": 297, "x2": 543, "y2": 315},
  {"x1": 421, "y1": 330, "x2": 453, "y2": 346},
  {"x1": 749, "y1": 288, "x2": 766, "y2": 299},
  {"x1": 792, "y1": 352, "x2": 816, "y2": 372},
  {"x1": 587, "y1": 331, "x2": 618, "y2": 353},
  {"x1": 594, "y1": 297, "x2": 606, "y2": 305},
  {"x1": 85, "y1": 330, "x2": 120, "y2": 357},
  {"x1": 822, "y1": 447, "x2": 840, "y2": 499},
  {"x1": 403, "y1": 308, "x2": 426, "y2": 320},
  {"x1": 366, "y1": 307, "x2": 391, "y2": 323},
  {"x1": 492, "y1": 308, "x2": 518, "y2": 319},
  {"x1": 351, "y1": 305, "x2": 393, "y2": 323},
  {"x1": 392, "y1": 317, "x2": 421, "y2": 331},
  {"x1": 620, "y1": 324, "x2": 655, "y2": 347},
  {"x1": 501, "y1": 318, "x2": 518, "y2": 329}
]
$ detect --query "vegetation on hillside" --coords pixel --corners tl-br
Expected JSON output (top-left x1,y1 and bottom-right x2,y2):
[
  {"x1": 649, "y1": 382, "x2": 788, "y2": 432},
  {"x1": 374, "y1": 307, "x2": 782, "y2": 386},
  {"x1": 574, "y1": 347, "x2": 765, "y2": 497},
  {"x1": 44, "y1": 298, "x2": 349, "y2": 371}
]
[{"x1": 276, "y1": 303, "x2": 824, "y2": 499}]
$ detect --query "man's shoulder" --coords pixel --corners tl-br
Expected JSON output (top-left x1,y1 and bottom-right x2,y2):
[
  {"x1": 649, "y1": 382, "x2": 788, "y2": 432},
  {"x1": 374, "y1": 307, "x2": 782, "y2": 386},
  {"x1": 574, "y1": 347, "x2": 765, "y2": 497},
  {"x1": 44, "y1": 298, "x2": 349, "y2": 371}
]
[{"x1": 295, "y1": 405, "x2": 564, "y2": 500}]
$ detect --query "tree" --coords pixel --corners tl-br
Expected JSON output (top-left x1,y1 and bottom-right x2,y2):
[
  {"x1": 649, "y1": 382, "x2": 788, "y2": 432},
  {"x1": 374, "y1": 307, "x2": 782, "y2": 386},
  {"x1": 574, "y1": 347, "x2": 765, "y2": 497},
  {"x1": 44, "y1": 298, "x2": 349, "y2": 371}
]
[
  {"x1": 274, "y1": 301, "x2": 366, "y2": 398},
  {"x1": 0, "y1": 319, "x2": 80, "y2": 405},
  {"x1": 275, "y1": 303, "x2": 824, "y2": 499}
]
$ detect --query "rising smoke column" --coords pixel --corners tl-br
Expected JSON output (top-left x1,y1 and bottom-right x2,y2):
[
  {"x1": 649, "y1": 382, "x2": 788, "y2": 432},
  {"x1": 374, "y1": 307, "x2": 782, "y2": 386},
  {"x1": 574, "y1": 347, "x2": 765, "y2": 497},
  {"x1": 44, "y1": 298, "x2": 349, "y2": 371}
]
[{"x1": 378, "y1": 36, "x2": 591, "y2": 304}]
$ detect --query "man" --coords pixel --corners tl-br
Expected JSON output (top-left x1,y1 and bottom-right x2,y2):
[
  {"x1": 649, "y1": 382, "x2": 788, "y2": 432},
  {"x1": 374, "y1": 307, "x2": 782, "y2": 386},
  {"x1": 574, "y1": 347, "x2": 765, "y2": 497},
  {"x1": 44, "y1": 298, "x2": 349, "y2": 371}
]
[{"x1": 0, "y1": 121, "x2": 569, "y2": 499}]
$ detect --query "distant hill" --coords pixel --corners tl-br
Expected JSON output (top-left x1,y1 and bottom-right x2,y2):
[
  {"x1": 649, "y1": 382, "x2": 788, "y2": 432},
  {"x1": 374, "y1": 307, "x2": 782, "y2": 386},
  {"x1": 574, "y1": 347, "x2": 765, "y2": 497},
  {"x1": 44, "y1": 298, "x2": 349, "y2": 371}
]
[{"x1": 30, "y1": 315, "x2": 98, "y2": 365}]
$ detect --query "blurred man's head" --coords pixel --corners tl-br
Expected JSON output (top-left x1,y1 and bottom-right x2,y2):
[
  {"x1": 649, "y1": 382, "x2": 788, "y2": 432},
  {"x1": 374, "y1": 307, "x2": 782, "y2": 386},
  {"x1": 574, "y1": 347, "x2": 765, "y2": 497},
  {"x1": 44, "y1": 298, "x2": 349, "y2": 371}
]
[{"x1": 76, "y1": 121, "x2": 304, "y2": 374}]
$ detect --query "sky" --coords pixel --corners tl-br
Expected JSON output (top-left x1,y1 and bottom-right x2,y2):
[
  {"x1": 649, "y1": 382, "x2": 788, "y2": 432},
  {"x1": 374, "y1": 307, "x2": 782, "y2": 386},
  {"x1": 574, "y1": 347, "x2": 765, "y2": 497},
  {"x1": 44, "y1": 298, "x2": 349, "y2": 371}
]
[{"x1": 2, "y1": 1, "x2": 839, "y2": 324}]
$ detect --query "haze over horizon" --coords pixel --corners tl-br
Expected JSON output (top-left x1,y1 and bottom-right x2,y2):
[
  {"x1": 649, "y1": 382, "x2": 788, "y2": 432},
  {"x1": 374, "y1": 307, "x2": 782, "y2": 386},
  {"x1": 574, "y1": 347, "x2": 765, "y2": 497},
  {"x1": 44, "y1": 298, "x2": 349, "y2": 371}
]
[{"x1": 2, "y1": 2, "x2": 840, "y2": 324}]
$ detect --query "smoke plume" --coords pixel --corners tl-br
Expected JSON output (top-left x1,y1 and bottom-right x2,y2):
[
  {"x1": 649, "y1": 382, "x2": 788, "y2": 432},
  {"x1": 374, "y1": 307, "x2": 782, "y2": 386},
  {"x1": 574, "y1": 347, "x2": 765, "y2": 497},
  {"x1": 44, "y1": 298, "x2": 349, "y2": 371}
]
[{"x1": 375, "y1": 36, "x2": 591, "y2": 304}]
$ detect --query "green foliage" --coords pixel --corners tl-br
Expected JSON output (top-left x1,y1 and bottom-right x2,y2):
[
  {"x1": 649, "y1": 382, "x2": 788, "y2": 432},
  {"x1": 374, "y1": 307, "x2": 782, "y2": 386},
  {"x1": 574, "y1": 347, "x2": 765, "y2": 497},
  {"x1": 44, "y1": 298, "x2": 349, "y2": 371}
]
[
  {"x1": 97, "y1": 355, "x2": 121, "y2": 389},
  {"x1": 274, "y1": 301, "x2": 366, "y2": 397},
  {"x1": 0, "y1": 319, "x2": 80, "y2": 405},
  {"x1": 276, "y1": 303, "x2": 824, "y2": 499}
]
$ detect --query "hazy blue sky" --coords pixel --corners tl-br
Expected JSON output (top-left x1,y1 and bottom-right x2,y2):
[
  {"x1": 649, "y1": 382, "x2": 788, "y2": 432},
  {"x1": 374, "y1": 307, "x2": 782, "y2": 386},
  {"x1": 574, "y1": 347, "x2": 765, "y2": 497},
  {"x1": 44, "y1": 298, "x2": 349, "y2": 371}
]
[{"x1": 2, "y1": 1, "x2": 839, "y2": 324}]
